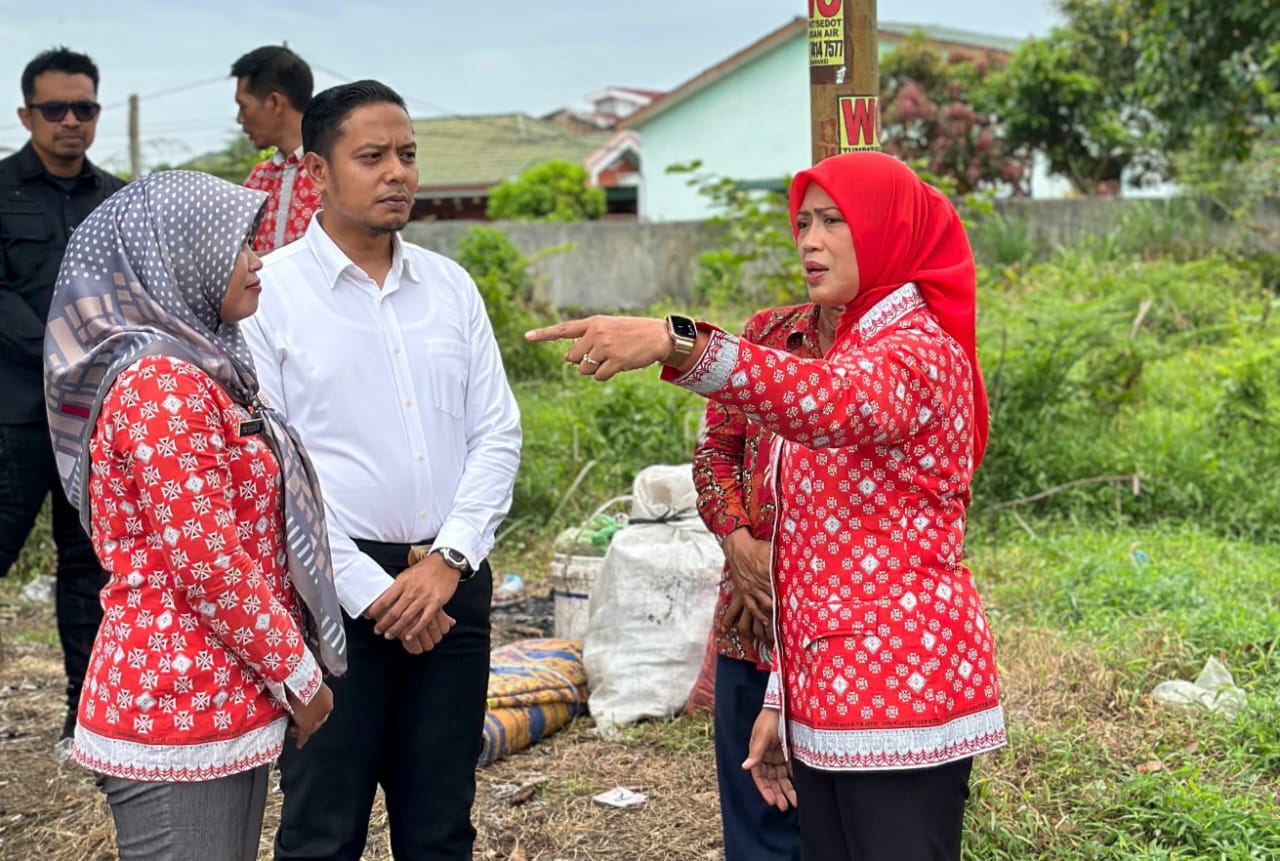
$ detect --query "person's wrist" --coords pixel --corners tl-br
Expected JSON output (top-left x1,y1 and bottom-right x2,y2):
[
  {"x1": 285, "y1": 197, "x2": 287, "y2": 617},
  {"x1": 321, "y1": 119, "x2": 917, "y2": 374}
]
[
  {"x1": 721, "y1": 526, "x2": 750, "y2": 553},
  {"x1": 430, "y1": 546, "x2": 476, "y2": 582}
]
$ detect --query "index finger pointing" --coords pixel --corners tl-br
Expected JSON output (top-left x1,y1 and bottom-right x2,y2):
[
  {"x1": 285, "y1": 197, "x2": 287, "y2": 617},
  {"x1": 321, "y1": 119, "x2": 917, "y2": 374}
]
[{"x1": 525, "y1": 319, "x2": 590, "y2": 343}]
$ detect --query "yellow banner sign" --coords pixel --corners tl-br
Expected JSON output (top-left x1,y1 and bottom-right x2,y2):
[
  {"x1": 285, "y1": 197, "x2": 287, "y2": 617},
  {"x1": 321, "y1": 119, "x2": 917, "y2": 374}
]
[
  {"x1": 838, "y1": 96, "x2": 880, "y2": 151},
  {"x1": 809, "y1": 0, "x2": 844, "y2": 67}
]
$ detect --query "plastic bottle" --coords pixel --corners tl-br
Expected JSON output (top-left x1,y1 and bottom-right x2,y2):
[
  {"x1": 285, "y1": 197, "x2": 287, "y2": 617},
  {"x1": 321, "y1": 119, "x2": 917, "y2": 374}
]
[{"x1": 493, "y1": 573, "x2": 524, "y2": 601}]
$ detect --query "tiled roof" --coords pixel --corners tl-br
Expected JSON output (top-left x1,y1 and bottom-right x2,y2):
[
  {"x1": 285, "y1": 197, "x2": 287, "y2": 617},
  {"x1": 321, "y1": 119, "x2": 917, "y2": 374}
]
[
  {"x1": 413, "y1": 113, "x2": 613, "y2": 193},
  {"x1": 880, "y1": 20, "x2": 1025, "y2": 54}
]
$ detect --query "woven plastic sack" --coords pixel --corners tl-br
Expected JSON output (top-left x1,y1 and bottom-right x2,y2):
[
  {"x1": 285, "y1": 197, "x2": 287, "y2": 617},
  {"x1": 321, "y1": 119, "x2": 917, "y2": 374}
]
[{"x1": 583, "y1": 464, "x2": 723, "y2": 732}]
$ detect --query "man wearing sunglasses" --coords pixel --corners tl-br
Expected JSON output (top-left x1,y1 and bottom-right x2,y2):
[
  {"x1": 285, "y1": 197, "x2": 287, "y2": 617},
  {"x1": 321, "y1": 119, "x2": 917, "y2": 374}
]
[{"x1": 0, "y1": 46, "x2": 124, "y2": 760}]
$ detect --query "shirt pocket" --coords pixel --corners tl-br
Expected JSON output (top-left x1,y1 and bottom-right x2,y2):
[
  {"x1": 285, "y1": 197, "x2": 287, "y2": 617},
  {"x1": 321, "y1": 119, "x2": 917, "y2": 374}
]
[
  {"x1": 0, "y1": 203, "x2": 51, "y2": 242},
  {"x1": 794, "y1": 599, "x2": 877, "y2": 651},
  {"x1": 792, "y1": 600, "x2": 878, "y2": 711},
  {"x1": 422, "y1": 340, "x2": 468, "y2": 419}
]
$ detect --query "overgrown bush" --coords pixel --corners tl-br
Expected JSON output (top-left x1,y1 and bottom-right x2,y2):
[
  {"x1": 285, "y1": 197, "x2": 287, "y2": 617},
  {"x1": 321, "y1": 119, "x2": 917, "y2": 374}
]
[
  {"x1": 506, "y1": 375, "x2": 704, "y2": 537},
  {"x1": 1071, "y1": 199, "x2": 1216, "y2": 263},
  {"x1": 456, "y1": 226, "x2": 563, "y2": 382},
  {"x1": 666, "y1": 161, "x2": 803, "y2": 308},
  {"x1": 975, "y1": 250, "x2": 1280, "y2": 541}
]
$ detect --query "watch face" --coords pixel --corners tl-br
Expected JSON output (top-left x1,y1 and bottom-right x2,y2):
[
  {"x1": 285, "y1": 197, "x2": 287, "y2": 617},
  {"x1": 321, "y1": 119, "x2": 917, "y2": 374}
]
[{"x1": 669, "y1": 315, "x2": 697, "y2": 340}]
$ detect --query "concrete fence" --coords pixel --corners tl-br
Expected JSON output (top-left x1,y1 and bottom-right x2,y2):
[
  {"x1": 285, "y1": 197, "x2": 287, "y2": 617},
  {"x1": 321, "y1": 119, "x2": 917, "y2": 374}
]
[{"x1": 401, "y1": 199, "x2": 1280, "y2": 311}]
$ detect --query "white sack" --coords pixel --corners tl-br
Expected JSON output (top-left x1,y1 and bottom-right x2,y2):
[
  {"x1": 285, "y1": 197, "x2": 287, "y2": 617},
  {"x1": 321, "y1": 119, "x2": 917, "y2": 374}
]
[{"x1": 583, "y1": 465, "x2": 723, "y2": 732}]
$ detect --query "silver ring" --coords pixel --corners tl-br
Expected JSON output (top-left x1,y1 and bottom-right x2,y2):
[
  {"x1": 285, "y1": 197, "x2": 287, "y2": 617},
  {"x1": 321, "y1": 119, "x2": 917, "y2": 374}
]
[{"x1": 580, "y1": 353, "x2": 599, "y2": 367}]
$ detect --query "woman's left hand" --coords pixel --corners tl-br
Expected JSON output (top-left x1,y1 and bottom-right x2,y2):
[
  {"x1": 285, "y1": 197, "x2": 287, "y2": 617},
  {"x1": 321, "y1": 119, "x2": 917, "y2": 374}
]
[
  {"x1": 742, "y1": 707, "x2": 797, "y2": 811},
  {"x1": 525, "y1": 316, "x2": 672, "y2": 381}
]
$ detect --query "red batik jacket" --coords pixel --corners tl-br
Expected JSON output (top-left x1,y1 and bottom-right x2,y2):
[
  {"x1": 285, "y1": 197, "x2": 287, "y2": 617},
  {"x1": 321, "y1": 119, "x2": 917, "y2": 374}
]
[
  {"x1": 672, "y1": 284, "x2": 1005, "y2": 772},
  {"x1": 72, "y1": 356, "x2": 321, "y2": 781}
]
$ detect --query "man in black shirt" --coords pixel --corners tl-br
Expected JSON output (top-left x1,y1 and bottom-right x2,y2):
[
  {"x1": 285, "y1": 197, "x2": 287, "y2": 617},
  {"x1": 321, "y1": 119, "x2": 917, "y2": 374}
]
[{"x1": 0, "y1": 47, "x2": 125, "y2": 756}]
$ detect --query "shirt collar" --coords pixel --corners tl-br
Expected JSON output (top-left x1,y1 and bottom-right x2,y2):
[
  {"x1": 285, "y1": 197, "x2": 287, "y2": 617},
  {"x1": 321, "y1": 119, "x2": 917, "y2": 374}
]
[
  {"x1": 786, "y1": 303, "x2": 825, "y2": 353},
  {"x1": 270, "y1": 145, "x2": 305, "y2": 166},
  {"x1": 304, "y1": 213, "x2": 419, "y2": 290},
  {"x1": 15, "y1": 142, "x2": 101, "y2": 186},
  {"x1": 858, "y1": 283, "x2": 925, "y2": 342}
]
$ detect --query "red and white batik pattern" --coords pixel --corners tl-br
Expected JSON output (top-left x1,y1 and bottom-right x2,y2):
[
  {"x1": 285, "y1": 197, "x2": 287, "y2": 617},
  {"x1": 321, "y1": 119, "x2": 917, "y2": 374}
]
[
  {"x1": 244, "y1": 151, "x2": 320, "y2": 254},
  {"x1": 675, "y1": 284, "x2": 1005, "y2": 771},
  {"x1": 693, "y1": 303, "x2": 821, "y2": 666},
  {"x1": 72, "y1": 356, "x2": 321, "y2": 782}
]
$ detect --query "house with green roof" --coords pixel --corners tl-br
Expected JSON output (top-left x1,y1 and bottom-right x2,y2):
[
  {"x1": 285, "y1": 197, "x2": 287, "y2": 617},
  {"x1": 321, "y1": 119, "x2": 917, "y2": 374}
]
[
  {"x1": 411, "y1": 113, "x2": 640, "y2": 220},
  {"x1": 619, "y1": 17, "x2": 1026, "y2": 221}
]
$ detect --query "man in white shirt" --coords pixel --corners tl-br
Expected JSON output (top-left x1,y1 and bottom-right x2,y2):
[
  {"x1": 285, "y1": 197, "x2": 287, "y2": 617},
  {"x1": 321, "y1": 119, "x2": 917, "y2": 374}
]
[{"x1": 243, "y1": 80, "x2": 522, "y2": 861}]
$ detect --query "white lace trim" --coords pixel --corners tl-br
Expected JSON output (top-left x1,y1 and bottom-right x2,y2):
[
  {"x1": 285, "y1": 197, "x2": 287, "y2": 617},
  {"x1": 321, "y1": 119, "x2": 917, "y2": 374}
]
[
  {"x1": 263, "y1": 647, "x2": 323, "y2": 709},
  {"x1": 788, "y1": 704, "x2": 1006, "y2": 772},
  {"x1": 858, "y1": 283, "x2": 925, "y2": 342},
  {"x1": 674, "y1": 330, "x2": 740, "y2": 396},
  {"x1": 764, "y1": 671, "x2": 782, "y2": 707},
  {"x1": 71, "y1": 717, "x2": 288, "y2": 782}
]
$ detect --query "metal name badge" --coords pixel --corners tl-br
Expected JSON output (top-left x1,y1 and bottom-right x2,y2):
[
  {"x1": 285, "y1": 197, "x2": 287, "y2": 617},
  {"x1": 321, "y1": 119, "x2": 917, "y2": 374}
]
[{"x1": 237, "y1": 416, "x2": 265, "y2": 436}]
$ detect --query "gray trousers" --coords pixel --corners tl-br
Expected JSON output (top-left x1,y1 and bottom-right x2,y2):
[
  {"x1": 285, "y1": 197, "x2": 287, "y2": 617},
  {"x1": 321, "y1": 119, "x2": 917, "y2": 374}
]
[{"x1": 102, "y1": 765, "x2": 269, "y2": 861}]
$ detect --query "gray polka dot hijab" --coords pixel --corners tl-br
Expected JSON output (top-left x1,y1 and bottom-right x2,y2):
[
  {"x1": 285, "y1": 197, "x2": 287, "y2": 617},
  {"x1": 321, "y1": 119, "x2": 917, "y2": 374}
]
[{"x1": 44, "y1": 170, "x2": 346, "y2": 676}]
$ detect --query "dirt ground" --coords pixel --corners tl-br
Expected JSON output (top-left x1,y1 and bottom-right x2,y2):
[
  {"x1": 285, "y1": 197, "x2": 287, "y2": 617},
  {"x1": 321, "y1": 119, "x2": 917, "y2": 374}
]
[{"x1": 0, "y1": 589, "x2": 724, "y2": 861}]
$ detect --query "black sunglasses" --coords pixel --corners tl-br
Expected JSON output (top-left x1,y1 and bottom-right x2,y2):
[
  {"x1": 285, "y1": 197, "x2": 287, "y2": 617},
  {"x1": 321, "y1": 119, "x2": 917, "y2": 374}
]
[{"x1": 26, "y1": 100, "x2": 102, "y2": 123}]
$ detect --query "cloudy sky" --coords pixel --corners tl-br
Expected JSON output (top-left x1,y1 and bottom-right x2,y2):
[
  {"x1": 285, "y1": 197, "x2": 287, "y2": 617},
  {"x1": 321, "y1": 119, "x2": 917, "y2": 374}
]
[{"x1": 0, "y1": 0, "x2": 1059, "y2": 171}]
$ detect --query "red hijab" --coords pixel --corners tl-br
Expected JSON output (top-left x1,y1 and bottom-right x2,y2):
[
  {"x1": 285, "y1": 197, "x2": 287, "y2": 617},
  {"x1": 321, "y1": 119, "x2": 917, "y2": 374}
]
[{"x1": 788, "y1": 151, "x2": 988, "y2": 466}]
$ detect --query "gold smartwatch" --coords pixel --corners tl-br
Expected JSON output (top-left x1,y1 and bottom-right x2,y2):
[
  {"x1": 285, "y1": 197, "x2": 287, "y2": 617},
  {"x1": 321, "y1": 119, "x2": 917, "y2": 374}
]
[{"x1": 665, "y1": 314, "x2": 697, "y2": 364}]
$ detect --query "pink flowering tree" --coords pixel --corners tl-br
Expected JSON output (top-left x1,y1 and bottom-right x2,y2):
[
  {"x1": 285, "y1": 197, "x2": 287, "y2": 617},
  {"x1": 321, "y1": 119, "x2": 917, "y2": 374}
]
[{"x1": 879, "y1": 35, "x2": 1030, "y2": 196}]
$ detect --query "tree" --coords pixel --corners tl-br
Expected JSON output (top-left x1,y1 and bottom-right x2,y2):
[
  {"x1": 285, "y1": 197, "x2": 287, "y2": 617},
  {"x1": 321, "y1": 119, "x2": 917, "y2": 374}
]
[
  {"x1": 994, "y1": 0, "x2": 1279, "y2": 194},
  {"x1": 879, "y1": 34, "x2": 1029, "y2": 195},
  {"x1": 486, "y1": 160, "x2": 606, "y2": 222},
  {"x1": 153, "y1": 135, "x2": 269, "y2": 183},
  {"x1": 990, "y1": 1, "x2": 1161, "y2": 196},
  {"x1": 1127, "y1": 0, "x2": 1280, "y2": 165}
]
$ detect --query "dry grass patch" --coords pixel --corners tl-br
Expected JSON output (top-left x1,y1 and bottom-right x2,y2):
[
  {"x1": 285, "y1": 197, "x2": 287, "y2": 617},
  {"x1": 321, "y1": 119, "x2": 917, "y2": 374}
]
[{"x1": 0, "y1": 591, "x2": 723, "y2": 861}]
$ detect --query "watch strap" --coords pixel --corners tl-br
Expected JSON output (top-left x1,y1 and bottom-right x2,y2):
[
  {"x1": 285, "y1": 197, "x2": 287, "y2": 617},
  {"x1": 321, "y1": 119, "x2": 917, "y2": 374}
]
[{"x1": 431, "y1": 546, "x2": 477, "y2": 581}]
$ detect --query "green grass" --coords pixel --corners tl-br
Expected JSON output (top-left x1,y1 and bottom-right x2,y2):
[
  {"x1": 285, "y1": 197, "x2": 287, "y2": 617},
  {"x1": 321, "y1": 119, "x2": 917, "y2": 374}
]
[{"x1": 962, "y1": 522, "x2": 1280, "y2": 858}]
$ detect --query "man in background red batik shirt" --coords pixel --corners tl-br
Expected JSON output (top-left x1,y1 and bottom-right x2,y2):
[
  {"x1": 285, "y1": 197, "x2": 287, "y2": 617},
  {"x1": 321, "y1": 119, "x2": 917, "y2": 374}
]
[
  {"x1": 232, "y1": 46, "x2": 320, "y2": 253},
  {"x1": 692, "y1": 302, "x2": 838, "y2": 861}
]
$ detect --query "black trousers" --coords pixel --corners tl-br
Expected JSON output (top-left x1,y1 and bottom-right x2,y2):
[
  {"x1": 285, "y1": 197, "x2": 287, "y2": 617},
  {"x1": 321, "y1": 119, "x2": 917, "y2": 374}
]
[
  {"x1": 274, "y1": 538, "x2": 492, "y2": 861},
  {"x1": 791, "y1": 756, "x2": 972, "y2": 861},
  {"x1": 0, "y1": 422, "x2": 107, "y2": 734},
  {"x1": 715, "y1": 655, "x2": 802, "y2": 861}
]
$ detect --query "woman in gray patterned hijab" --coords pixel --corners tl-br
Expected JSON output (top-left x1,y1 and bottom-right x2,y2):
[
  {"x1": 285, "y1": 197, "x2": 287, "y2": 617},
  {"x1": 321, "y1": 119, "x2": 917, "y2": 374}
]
[
  {"x1": 45, "y1": 170, "x2": 345, "y2": 676},
  {"x1": 43, "y1": 171, "x2": 347, "y2": 861}
]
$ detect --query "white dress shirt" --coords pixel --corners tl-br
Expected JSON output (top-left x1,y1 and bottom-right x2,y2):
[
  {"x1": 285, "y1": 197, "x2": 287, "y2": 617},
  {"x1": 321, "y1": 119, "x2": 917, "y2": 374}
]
[{"x1": 243, "y1": 215, "x2": 523, "y2": 616}]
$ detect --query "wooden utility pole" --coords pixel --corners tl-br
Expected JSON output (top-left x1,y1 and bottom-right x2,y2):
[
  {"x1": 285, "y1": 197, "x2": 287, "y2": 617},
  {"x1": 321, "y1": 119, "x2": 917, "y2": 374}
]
[
  {"x1": 128, "y1": 94, "x2": 141, "y2": 180},
  {"x1": 808, "y1": 0, "x2": 879, "y2": 165}
]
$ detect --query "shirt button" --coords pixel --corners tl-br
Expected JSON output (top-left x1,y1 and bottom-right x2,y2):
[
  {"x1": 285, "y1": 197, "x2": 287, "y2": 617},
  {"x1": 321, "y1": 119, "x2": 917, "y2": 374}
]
[
  {"x1": 404, "y1": 399, "x2": 413, "y2": 408},
  {"x1": 419, "y1": 512, "x2": 427, "y2": 519},
  {"x1": 416, "y1": 453, "x2": 424, "y2": 462},
  {"x1": 392, "y1": 346, "x2": 401, "y2": 354}
]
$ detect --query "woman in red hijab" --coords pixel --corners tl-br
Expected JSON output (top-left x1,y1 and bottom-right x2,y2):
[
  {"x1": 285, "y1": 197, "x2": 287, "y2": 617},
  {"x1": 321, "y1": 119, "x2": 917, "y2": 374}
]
[{"x1": 528, "y1": 151, "x2": 1005, "y2": 860}]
